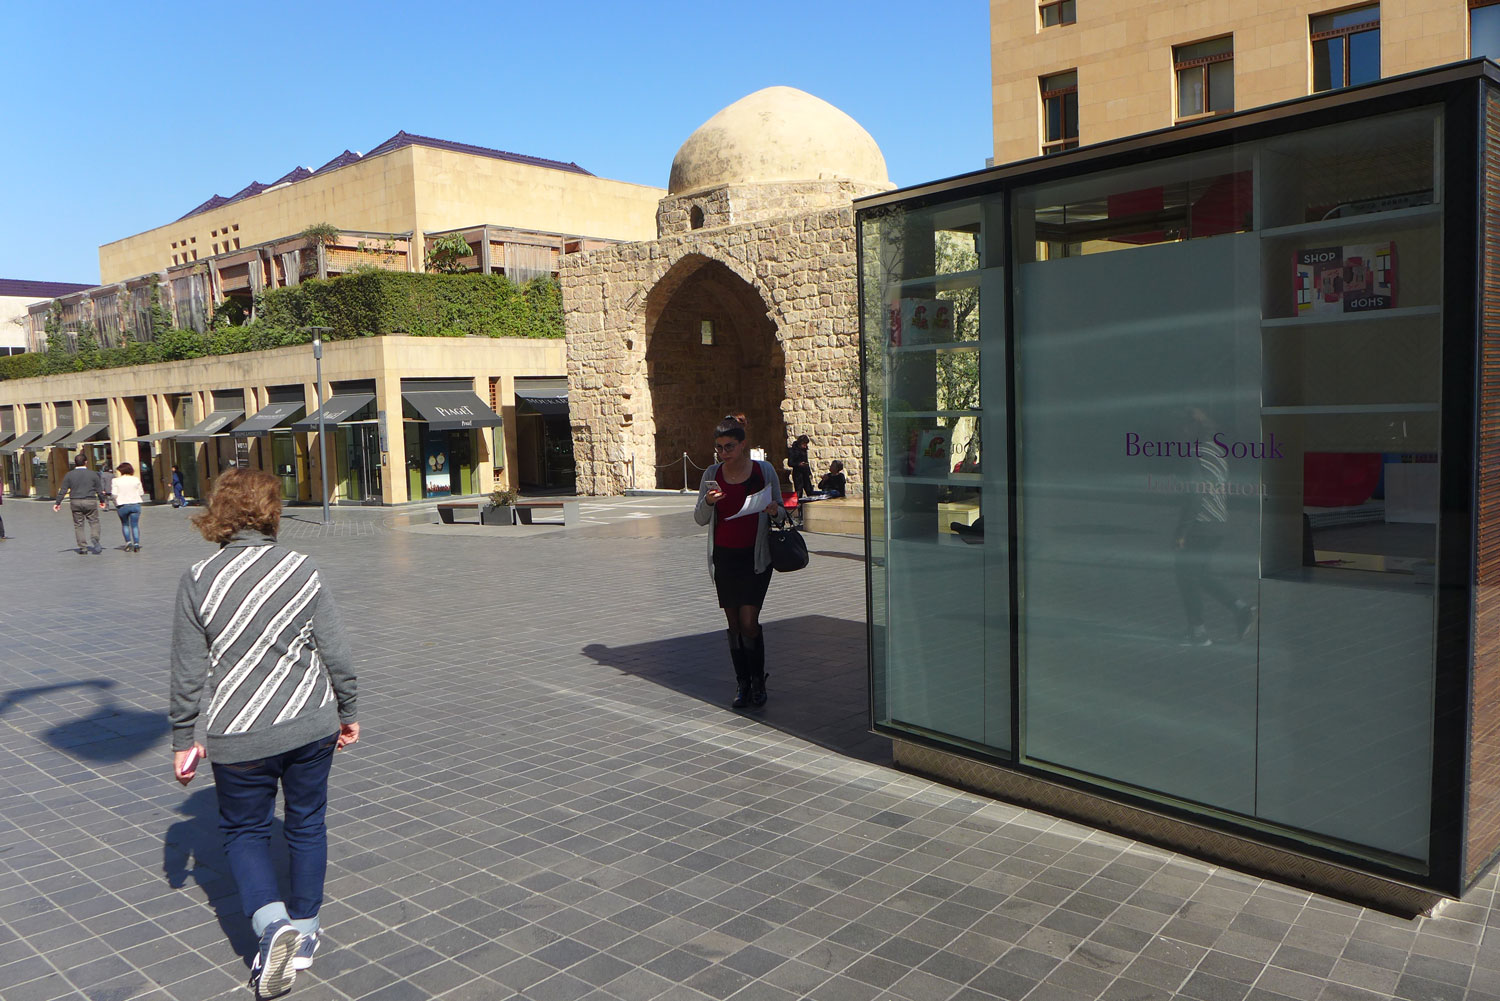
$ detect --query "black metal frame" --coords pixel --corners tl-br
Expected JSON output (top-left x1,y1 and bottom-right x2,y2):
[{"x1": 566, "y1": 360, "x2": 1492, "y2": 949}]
[{"x1": 857, "y1": 62, "x2": 1500, "y2": 896}]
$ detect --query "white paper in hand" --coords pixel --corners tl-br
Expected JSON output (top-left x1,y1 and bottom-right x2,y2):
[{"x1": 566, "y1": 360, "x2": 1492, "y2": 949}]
[{"x1": 725, "y1": 477, "x2": 778, "y2": 520}]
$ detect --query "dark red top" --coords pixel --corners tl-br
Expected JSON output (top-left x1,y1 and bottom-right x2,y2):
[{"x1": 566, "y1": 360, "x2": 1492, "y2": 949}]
[{"x1": 713, "y1": 463, "x2": 765, "y2": 550}]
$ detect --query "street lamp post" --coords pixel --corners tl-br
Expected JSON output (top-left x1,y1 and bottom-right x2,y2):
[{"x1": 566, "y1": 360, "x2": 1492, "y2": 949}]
[{"x1": 303, "y1": 327, "x2": 334, "y2": 526}]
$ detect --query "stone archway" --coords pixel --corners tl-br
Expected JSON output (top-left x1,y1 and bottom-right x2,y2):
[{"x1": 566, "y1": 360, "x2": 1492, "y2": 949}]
[{"x1": 644, "y1": 256, "x2": 786, "y2": 490}]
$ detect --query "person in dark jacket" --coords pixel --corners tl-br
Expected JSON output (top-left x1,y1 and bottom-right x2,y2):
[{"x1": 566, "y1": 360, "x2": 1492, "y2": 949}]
[
  {"x1": 816, "y1": 460, "x2": 846, "y2": 498},
  {"x1": 53, "y1": 454, "x2": 105, "y2": 554},
  {"x1": 787, "y1": 435, "x2": 813, "y2": 498},
  {"x1": 170, "y1": 465, "x2": 186, "y2": 507},
  {"x1": 170, "y1": 469, "x2": 359, "y2": 998}
]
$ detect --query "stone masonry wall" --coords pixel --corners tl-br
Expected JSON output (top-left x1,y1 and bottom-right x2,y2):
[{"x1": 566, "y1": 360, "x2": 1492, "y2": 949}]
[
  {"x1": 656, "y1": 179, "x2": 886, "y2": 238},
  {"x1": 563, "y1": 199, "x2": 864, "y2": 497}
]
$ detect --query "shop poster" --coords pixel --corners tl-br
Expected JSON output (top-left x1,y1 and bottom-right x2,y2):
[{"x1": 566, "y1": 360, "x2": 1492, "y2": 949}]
[{"x1": 424, "y1": 438, "x2": 451, "y2": 496}]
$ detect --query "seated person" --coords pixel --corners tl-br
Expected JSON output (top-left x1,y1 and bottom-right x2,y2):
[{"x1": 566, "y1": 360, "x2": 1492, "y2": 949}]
[{"x1": 815, "y1": 461, "x2": 846, "y2": 498}]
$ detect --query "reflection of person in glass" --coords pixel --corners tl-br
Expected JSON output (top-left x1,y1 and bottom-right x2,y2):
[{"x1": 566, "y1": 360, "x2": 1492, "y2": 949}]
[{"x1": 1175, "y1": 407, "x2": 1256, "y2": 647}]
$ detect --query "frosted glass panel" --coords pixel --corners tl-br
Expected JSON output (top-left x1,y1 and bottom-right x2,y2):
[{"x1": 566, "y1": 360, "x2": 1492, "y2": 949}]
[
  {"x1": 1255, "y1": 577, "x2": 1432, "y2": 857},
  {"x1": 1017, "y1": 234, "x2": 1263, "y2": 811}
]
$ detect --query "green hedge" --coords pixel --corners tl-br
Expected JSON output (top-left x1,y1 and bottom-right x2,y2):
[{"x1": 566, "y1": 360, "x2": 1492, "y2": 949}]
[
  {"x1": 0, "y1": 271, "x2": 562, "y2": 383},
  {"x1": 256, "y1": 271, "x2": 562, "y2": 340}
]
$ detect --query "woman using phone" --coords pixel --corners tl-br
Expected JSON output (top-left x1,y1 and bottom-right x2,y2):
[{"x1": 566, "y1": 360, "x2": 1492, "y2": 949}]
[
  {"x1": 694, "y1": 417, "x2": 785, "y2": 709},
  {"x1": 168, "y1": 469, "x2": 359, "y2": 999}
]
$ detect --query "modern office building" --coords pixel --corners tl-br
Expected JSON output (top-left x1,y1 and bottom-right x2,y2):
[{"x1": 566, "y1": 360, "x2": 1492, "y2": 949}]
[
  {"x1": 857, "y1": 61, "x2": 1500, "y2": 907},
  {"x1": 991, "y1": 0, "x2": 1498, "y2": 164}
]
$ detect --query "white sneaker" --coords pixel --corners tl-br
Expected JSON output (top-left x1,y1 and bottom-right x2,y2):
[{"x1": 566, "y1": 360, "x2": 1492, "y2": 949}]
[
  {"x1": 248, "y1": 919, "x2": 298, "y2": 998},
  {"x1": 292, "y1": 931, "x2": 319, "y2": 971}
]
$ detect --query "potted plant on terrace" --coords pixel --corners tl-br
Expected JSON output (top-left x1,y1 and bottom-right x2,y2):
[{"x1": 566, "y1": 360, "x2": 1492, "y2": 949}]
[{"x1": 481, "y1": 487, "x2": 518, "y2": 525}]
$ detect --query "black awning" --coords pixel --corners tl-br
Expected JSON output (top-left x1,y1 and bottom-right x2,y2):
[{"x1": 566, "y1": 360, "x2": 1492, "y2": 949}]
[
  {"x1": 59, "y1": 421, "x2": 110, "y2": 446},
  {"x1": 233, "y1": 402, "x2": 306, "y2": 437},
  {"x1": 403, "y1": 390, "x2": 503, "y2": 431},
  {"x1": 0, "y1": 430, "x2": 40, "y2": 455},
  {"x1": 177, "y1": 409, "x2": 245, "y2": 442},
  {"x1": 515, "y1": 392, "x2": 569, "y2": 418},
  {"x1": 129, "y1": 430, "x2": 181, "y2": 443},
  {"x1": 291, "y1": 393, "x2": 375, "y2": 432},
  {"x1": 29, "y1": 426, "x2": 74, "y2": 450}
]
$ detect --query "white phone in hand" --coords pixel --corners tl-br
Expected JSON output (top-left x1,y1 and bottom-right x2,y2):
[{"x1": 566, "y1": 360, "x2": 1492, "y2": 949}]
[{"x1": 178, "y1": 745, "x2": 203, "y2": 779}]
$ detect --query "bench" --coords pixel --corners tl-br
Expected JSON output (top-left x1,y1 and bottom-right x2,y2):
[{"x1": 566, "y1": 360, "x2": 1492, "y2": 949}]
[
  {"x1": 510, "y1": 500, "x2": 580, "y2": 526},
  {"x1": 436, "y1": 502, "x2": 482, "y2": 525}
]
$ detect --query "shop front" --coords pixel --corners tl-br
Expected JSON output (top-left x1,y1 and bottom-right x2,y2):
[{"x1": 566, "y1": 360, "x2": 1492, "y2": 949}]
[
  {"x1": 857, "y1": 63, "x2": 1500, "y2": 905},
  {"x1": 232, "y1": 392, "x2": 306, "y2": 501},
  {"x1": 0, "y1": 407, "x2": 37, "y2": 496},
  {"x1": 62, "y1": 400, "x2": 112, "y2": 469},
  {"x1": 401, "y1": 380, "x2": 504, "y2": 499},
  {"x1": 515, "y1": 380, "x2": 573, "y2": 491},
  {"x1": 29, "y1": 405, "x2": 76, "y2": 497},
  {"x1": 293, "y1": 386, "x2": 379, "y2": 504}
]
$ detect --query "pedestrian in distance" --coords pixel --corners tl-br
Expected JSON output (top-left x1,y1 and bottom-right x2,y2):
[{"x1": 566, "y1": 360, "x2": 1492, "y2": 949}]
[
  {"x1": 0, "y1": 480, "x2": 7, "y2": 541},
  {"x1": 99, "y1": 462, "x2": 115, "y2": 511},
  {"x1": 169, "y1": 468, "x2": 359, "y2": 1000},
  {"x1": 787, "y1": 434, "x2": 813, "y2": 499},
  {"x1": 170, "y1": 464, "x2": 186, "y2": 507},
  {"x1": 111, "y1": 461, "x2": 146, "y2": 552},
  {"x1": 53, "y1": 454, "x2": 105, "y2": 555},
  {"x1": 695, "y1": 416, "x2": 786, "y2": 710}
]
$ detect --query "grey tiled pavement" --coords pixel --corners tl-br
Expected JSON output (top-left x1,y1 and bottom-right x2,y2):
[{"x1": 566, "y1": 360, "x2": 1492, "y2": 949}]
[{"x1": 3, "y1": 495, "x2": 1500, "y2": 1001}]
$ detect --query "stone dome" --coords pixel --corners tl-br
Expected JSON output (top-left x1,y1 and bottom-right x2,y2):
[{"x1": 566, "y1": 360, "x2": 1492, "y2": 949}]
[{"x1": 668, "y1": 86, "x2": 889, "y2": 196}]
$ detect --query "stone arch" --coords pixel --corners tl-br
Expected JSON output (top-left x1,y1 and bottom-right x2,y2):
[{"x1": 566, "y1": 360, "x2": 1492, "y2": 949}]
[{"x1": 643, "y1": 254, "x2": 787, "y2": 490}]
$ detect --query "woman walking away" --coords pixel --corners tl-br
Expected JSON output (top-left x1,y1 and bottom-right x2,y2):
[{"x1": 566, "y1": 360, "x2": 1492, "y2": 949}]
[
  {"x1": 694, "y1": 417, "x2": 785, "y2": 709},
  {"x1": 111, "y1": 461, "x2": 146, "y2": 552},
  {"x1": 169, "y1": 469, "x2": 359, "y2": 999}
]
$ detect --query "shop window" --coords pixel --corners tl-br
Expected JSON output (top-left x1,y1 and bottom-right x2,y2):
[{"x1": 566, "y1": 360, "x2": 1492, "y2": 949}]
[
  {"x1": 1311, "y1": 4, "x2": 1380, "y2": 92},
  {"x1": 1474, "y1": 0, "x2": 1500, "y2": 60},
  {"x1": 1040, "y1": 70, "x2": 1079, "y2": 155},
  {"x1": 1039, "y1": 0, "x2": 1074, "y2": 27},
  {"x1": 1175, "y1": 36, "x2": 1234, "y2": 120}
]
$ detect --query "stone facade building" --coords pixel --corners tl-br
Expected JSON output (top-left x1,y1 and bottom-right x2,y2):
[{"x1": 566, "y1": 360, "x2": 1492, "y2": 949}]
[{"x1": 561, "y1": 87, "x2": 892, "y2": 495}]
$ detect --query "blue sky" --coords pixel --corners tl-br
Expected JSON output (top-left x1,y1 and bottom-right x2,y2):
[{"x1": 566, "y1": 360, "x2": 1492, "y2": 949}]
[{"x1": 2, "y1": 1, "x2": 992, "y2": 285}]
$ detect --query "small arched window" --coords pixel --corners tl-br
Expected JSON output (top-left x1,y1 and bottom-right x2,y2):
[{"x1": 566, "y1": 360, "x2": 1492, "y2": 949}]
[{"x1": 689, "y1": 205, "x2": 705, "y2": 230}]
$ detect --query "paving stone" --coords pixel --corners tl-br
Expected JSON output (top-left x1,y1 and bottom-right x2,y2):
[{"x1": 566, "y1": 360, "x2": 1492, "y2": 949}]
[{"x1": 3, "y1": 497, "x2": 1499, "y2": 1001}]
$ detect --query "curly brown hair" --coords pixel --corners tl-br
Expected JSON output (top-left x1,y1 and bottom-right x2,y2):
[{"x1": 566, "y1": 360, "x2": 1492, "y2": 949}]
[{"x1": 192, "y1": 468, "x2": 282, "y2": 544}]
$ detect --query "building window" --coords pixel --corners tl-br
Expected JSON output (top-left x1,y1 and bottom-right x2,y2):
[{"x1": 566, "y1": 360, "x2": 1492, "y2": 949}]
[
  {"x1": 1175, "y1": 37, "x2": 1234, "y2": 119},
  {"x1": 690, "y1": 205, "x2": 705, "y2": 229},
  {"x1": 1039, "y1": 0, "x2": 1075, "y2": 27},
  {"x1": 1041, "y1": 71, "x2": 1079, "y2": 155},
  {"x1": 212, "y1": 244, "x2": 219, "y2": 255},
  {"x1": 233, "y1": 238, "x2": 241, "y2": 249},
  {"x1": 1474, "y1": 0, "x2": 1500, "y2": 60},
  {"x1": 1311, "y1": 5, "x2": 1380, "y2": 92}
]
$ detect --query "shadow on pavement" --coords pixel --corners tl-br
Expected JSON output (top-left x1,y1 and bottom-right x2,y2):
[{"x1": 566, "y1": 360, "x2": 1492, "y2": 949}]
[
  {"x1": 0, "y1": 679, "x2": 170, "y2": 763},
  {"x1": 583, "y1": 613, "x2": 890, "y2": 765},
  {"x1": 164, "y1": 787, "x2": 264, "y2": 967}
]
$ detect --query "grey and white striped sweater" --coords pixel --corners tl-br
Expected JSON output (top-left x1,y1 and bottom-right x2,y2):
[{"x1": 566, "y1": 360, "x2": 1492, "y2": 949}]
[{"x1": 170, "y1": 530, "x2": 357, "y2": 763}]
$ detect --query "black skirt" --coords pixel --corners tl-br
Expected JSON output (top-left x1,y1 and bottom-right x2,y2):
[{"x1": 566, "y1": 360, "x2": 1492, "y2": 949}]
[{"x1": 713, "y1": 546, "x2": 772, "y2": 609}]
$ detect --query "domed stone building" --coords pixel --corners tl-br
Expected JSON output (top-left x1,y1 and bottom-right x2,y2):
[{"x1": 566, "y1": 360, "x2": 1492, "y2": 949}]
[{"x1": 561, "y1": 86, "x2": 892, "y2": 494}]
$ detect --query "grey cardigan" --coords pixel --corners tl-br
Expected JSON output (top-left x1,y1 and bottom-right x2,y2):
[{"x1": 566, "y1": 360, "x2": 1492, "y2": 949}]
[
  {"x1": 694, "y1": 460, "x2": 783, "y2": 578},
  {"x1": 169, "y1": 530, "x2": 357, "y2": 763}
]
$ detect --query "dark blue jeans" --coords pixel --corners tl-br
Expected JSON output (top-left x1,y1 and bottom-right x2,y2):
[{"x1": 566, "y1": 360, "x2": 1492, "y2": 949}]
[
  {"x1": 211, "y1": 733, "x2": 337, "y2": 924},
  {"x1": 116, "y1": 503, "x2": 141, "y2": 546}
]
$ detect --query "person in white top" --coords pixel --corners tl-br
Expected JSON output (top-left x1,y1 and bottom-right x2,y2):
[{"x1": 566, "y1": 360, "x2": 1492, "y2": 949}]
[{"x1": 110, "y1": 460, "x2": 148, "y2": 552}]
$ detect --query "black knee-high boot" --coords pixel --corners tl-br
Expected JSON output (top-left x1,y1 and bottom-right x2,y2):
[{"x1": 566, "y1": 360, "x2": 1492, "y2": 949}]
[
  {"x1": 727, "y1": 631, "x2": 751, "y2": 709},
  {"x1": 747, "y1": 633, "x2": 767, "y2": 708}
]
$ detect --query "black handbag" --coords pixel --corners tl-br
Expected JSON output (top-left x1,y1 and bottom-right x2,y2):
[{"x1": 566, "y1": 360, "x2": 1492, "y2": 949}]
[{"x1": 767, "y1": 511, "x2": 809, "y2": 572}]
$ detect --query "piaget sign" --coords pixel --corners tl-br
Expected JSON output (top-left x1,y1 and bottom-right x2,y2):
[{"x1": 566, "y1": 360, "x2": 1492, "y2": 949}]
[{"x1": 435, "y1": 405, "x2": 476, "y2": 427}]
